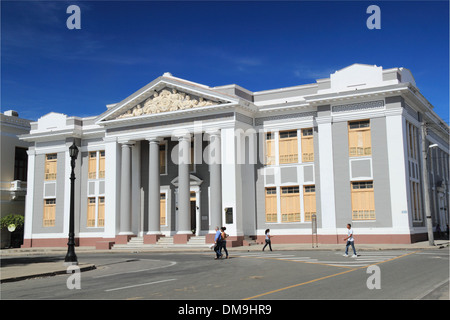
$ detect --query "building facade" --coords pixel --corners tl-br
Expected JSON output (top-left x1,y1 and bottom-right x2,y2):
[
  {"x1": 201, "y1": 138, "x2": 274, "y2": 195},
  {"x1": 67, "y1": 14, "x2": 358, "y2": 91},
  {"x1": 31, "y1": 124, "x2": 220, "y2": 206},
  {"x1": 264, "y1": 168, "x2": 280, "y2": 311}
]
[{"x1": 20, "y1": 64, "x2": 449, "y2": 248}]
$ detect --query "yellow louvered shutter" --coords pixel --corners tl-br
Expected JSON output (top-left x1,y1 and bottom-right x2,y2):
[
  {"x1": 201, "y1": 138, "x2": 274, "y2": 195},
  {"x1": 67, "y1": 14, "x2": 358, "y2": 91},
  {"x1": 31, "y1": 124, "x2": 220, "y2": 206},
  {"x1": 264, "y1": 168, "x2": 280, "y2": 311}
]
[
  {"x1": 351, "y1": 181, "x2": 375, "y2": 220},
  {"x1": 45, "y1": 154, "x2": 57, "y2": 180},
  {"x1": 87, "y1": 198, "x2": 96, "y2": 227},
  {"x1": 265, "y1": 133, "x2": 275, "y2": 165},
  {"x1": 279, "y1": 131, "x2": 298, "y2": 164},
  {"x1": 265, "y1": 188, "x2": 277, "y2": 222},
  {"x1": 301, "y1": 128, "x2": 314, "y2": 162},
  {"x1": 43, "y1": 199, "x2": 56, "y2": 227},
  {"x1": 88, "y1": 152, "x2": 97, "y2": 179},
  {"x1": 98, "y1": 197, "x2": 105, "y2": 227},
  {"x1": 281, "y1": 186, "x2": 300, "y2": 222},
  {"x1": 303, "y1": 186, "x2": 316, "y2": 221},
  {"x1": 160, "y1": 193, "x2": 166, "y2": 225},
  {"x1": 99, "y1": 151, "x2": 105, "y2": 178}
]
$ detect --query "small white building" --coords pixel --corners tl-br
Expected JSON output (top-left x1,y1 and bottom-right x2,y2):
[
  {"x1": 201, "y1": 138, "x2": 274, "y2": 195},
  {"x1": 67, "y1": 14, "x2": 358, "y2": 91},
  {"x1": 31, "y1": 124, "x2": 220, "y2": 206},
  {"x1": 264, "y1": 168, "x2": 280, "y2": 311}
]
[
  {"x1": 19, "y1": 64, "x2": 449, "y2": 248},
  {"x1": 1, "y1": 110, "x2": 31, "y2": 248}
]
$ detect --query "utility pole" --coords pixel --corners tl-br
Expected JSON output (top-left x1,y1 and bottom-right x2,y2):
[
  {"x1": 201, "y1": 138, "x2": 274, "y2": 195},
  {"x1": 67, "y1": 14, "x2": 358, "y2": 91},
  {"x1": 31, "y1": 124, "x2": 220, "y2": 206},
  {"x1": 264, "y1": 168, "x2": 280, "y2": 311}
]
[{"x1": 420, "y1": 122, "x2": 435, "y2": 246}]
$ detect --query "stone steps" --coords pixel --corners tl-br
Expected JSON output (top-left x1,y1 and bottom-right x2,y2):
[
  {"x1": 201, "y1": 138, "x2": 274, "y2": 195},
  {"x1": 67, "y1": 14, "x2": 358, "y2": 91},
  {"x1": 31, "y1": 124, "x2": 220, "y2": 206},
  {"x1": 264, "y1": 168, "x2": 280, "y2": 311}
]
[{"x1": 111, "y1": 235, "x2": 210, "y2": 250}]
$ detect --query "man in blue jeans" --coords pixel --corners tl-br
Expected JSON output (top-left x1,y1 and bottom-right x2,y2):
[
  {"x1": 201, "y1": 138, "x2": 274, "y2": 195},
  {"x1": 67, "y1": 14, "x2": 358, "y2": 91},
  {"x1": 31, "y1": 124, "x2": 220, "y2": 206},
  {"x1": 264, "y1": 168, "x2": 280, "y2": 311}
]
[
  {"x1": 214, "y1": 226, "x2": 222, "y2": 259},
  {"x1": 343, "y1": 223, "x2": 358, "y2": 257}
]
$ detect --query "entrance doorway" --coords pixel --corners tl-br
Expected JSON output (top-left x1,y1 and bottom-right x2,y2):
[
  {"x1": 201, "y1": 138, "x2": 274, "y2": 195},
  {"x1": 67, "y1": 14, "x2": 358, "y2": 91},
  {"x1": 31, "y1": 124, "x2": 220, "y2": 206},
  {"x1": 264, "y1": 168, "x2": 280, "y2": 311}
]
[{"x1": 190, "y1": 192, "x2": 196, "y2": 234}]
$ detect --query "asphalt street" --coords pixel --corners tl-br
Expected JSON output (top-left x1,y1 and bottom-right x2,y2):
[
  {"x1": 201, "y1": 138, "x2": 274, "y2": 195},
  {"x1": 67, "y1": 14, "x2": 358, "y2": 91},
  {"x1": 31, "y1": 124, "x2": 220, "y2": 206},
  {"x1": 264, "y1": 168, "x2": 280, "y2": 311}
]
[{"x1": 1, "y1": 248, "x2": 448, "y2": 302}]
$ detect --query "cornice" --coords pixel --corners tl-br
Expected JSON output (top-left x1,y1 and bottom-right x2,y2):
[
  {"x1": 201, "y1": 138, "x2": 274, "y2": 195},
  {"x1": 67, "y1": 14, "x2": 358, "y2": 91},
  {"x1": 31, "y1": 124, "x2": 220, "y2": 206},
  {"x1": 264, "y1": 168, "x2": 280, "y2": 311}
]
[{"x1": 305, "y1": 83, "x2": 410, "y2": 105}]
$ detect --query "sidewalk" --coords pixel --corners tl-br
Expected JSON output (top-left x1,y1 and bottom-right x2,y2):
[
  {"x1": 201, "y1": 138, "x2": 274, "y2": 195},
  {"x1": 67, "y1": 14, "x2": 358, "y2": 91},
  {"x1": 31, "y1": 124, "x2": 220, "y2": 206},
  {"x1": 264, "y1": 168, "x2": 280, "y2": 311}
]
[{"x1": 1, "y1": 240, "x2": 448, "y2": 283}]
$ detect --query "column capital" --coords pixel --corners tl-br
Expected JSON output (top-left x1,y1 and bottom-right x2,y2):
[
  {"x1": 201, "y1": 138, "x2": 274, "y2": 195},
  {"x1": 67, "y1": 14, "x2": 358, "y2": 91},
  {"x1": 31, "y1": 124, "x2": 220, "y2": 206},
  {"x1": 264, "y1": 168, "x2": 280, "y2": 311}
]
[
  {"x1": 174, "y1": 133, "x2": 192, "y2": 142},
  {"x1": 205, "y1": 128, "x2": 222, "y2": 138},
  {"x1": 146, "y1": 136, "x2": 164, "y2": 143},
  {"x1": 119, "y1": 140, "x2": 135, "y2": 146}
]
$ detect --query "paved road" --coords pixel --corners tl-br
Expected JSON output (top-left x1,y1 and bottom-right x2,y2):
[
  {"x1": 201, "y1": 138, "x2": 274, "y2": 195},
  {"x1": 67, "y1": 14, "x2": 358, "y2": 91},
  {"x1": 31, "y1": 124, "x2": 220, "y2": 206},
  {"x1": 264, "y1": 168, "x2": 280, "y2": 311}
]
[{"x1": 1, "y1": 249, "x2": 448, "y2": 302}]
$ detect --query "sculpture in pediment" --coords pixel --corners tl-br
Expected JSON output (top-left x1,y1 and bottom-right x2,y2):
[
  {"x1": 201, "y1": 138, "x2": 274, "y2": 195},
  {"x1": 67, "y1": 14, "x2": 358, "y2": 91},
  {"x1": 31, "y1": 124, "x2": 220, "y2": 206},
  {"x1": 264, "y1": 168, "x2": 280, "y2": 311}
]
[{"x1": 117, "y1": 89, "x2": 218, "y2": 119}]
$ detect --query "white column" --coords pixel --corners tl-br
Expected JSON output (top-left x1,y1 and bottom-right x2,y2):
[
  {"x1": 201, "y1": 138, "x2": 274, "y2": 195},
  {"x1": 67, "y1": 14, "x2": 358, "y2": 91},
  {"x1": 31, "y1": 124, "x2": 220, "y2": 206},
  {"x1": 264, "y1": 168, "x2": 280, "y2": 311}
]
[
  {"x1": 119, "y1": 142, "x2": 134, "y2": 235},
  {"x1": 147, "y1": 137, "x2": 162, "y2": 235},
  {"x1": 104, "y1": 138, "x2": 120, "y2": 239},
  {"x1": 207, "y1": 130, "x2": 222, "y2": 233},
  {"x1": 176, "y1": 134, "x2": 191, "y2": 236},
  {"x1": 23, "y1": 148, "x2": 36, "y2": 245},
  {"x1": 316, "y1": 115, "x2": 337, "y2": 234},
  {"x1": 131, "y1": 142, "x2": 141, "y2": 236}
]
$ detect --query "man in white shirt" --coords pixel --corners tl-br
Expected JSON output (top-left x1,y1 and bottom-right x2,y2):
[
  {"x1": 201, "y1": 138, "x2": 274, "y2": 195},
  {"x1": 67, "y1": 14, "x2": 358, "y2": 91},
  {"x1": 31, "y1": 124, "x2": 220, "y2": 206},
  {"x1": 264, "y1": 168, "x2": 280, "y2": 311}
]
[{"x1": 343, "y1": 224, "x2": 358, "y2": 257}]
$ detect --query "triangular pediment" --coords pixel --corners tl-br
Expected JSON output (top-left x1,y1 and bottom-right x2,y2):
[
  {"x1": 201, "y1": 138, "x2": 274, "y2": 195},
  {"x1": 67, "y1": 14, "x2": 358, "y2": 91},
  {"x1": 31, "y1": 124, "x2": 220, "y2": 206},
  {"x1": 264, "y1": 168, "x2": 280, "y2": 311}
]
[
  {"x1": 97, "y1": 74, "x2": 238, "y2": 123},
  {"x1": 116, "y1": 87, "x2": 222, "y2": 119}
]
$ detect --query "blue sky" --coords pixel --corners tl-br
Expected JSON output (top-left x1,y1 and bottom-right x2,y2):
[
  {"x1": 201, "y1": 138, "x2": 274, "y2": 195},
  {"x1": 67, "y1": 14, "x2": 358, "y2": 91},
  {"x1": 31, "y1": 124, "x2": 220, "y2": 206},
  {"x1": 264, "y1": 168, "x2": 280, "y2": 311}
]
[{"x1": 1, "y1": 0, "x2": 449, "y2": 123}]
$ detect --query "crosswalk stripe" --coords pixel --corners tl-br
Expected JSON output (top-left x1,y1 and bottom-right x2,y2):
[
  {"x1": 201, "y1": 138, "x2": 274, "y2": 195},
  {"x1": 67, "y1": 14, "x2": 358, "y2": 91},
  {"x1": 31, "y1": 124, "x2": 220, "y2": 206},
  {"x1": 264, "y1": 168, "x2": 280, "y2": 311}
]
[{"x1": 232, "y1": 251, "x2": 406, "y2": 267}]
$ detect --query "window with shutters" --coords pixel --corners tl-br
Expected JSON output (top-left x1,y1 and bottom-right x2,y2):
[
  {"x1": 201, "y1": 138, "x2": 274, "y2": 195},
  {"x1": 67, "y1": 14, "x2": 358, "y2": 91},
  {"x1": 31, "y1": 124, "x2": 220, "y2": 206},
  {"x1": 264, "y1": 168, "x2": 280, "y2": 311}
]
[
  {"x1": 87, "y1": 197, "x2": 96, "y2": 227},
  {"x1": 99, "y1": 151, "x2": 105, "y2": 178},
  {"x1": 88, "y1": 152, "x2": 97, "y2": 179},
  {"x1": 279, "y1": 130, "x2": 298, "y2": 164},
  {"x1": 351, "y1": 181, "x2": 376, "y2": 220},
  {"x1": 160, "y1": 143, "x2": 167, "y2": 174},
  {"x1": 188, "y1": 142, "x2": 195, "y2": 172},
  {"x1": 303, "y1": 185, "x2": 316, "y2": 221},
  {"x1": 43, "y1": 199, "x2": 56, "y2": 227},
  {"x1": 265, "y1": 132, "x2": 275, "y2": 165},
  {"x1": 265, "y1": 188, "x2": 277, "y2": 222},
  {"x1": 301, "y1": 128, "x2": 314, "y2": 162},
  {"x1": 406, "y1": 122, "x2": 422, "y2": 222},
  {"x1": 160, "y1": 193, "x2": 166, "y2": 225},
  {"x1": 88, "y1": 150, "x2": 105, "y2": 179},
  {"x1": 87, "y1": 196, "x2": 105, "y2": 227},
  {"x1": 98, "y1": 197, "x2": 105, "y2": 227},
  {"x1": 45, "y1": 154, "x2": 57, "y2": 180},
  {"x1": 14, "y1": 147, "x2": 28, "y2": 181},
  {"x1": 406, "y1": 122, "x2": 420, "y2": 161},
  {"x1": 281, "y1": 186, "x2": 300, "y2": 222},
  {"x1": 410, "y1": 181, "x2": 422, "y2": 222},
  {"x1": 348, "y1": 120, "x2": 372, "y2": 157}
]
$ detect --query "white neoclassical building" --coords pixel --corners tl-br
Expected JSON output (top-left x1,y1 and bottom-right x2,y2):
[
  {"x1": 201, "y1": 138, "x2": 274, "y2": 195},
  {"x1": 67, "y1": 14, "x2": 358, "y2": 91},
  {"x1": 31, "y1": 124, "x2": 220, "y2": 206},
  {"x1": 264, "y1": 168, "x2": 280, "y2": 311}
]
[{"x1": 20, "y1": 64, "x2": 449, "y2": 249}]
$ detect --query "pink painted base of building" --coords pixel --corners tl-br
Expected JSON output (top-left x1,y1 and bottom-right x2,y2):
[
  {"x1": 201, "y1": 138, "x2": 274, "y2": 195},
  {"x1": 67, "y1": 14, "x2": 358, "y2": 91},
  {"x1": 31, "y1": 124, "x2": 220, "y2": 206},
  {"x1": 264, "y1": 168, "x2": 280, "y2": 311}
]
[
  {"x1": 254, "y1": 233, "x2": 427, "y2": 245},
  {"x1": 143, "y1": 234, "x2": 165, "y2": 244},
  {"x1": 21, "y1": 233, "x2": 428, "y2": 249}
]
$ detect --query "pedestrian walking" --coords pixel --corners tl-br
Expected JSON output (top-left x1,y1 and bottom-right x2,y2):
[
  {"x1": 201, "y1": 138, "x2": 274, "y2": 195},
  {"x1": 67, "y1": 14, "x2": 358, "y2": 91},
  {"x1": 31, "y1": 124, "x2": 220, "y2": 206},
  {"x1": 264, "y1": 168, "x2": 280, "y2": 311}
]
[
  {"x1": 220, "y1": 227, "x2": 229, "y2": 259},
  {"x1": 435, "y1": 223, "x2": 441, "y2": 239},
  {"x1": 214, "y1": 226, "x2": 222, "y2": 259},
  {"x1": 262, "y1": 229, "x2": 272, "y2": 251},
  {"x1": 343, "y1": 224, "x2": 357, "y2": 257}
]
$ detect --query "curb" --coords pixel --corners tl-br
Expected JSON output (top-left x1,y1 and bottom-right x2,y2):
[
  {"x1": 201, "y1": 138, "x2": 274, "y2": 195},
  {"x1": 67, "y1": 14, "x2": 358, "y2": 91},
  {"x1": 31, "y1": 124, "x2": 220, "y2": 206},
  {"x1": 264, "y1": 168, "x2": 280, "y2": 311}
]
[{"x1": 0, "y1": 264, "x2": 96, "y2": 283}]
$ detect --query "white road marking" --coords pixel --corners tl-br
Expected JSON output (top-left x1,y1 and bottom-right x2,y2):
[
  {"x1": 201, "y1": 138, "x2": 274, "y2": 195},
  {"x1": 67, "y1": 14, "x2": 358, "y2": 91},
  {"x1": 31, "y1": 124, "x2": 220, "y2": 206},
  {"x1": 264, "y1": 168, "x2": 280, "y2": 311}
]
[
  {"x1": 94, "y1": 260, "x2": 177, "y2": 278},
  {"x1": 105, "y1": 278, "x2": 177, "y2": 292},
  {"x1": 233, "y1": 251, "x2": 409, "y2": 267}
]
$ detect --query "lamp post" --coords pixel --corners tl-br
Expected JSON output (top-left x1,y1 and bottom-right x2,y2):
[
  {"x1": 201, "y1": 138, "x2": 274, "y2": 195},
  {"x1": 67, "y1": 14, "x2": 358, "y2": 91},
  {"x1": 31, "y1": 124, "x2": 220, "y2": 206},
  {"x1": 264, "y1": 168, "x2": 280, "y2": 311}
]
[
  {"x1": 421, "y1": 122, "x2": 437, "y2": 246},
  {"x1": 64, "y1": 141, "x2": 79, "y2": 265}
]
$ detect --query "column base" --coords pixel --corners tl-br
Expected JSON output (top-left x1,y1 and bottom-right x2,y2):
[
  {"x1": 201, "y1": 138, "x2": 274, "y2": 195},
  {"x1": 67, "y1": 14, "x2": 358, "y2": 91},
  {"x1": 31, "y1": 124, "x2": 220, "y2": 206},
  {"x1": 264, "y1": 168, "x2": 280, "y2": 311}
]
[
  {"x1": 173, "y1": 233, "x2": 194, "y2": 244},
  {"x1": 143, "y1": 234, "x2": 165, "y2": 244},
  {"x1": 115, "y1": 234, "x2": 135, "y2": 244}
]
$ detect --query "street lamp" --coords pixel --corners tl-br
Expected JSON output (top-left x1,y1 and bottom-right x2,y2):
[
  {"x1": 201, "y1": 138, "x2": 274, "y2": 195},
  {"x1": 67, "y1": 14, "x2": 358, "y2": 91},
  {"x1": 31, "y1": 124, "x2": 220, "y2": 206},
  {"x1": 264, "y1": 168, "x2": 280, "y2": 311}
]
[
  {"x1": 64, "y1": 141, "x2": 79, "y2": 265},
  {"x1": 421, "y1": 122, "x2": 437, "y2": 247}
]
